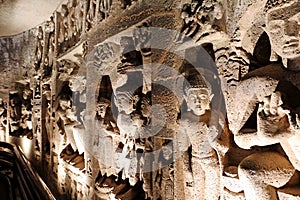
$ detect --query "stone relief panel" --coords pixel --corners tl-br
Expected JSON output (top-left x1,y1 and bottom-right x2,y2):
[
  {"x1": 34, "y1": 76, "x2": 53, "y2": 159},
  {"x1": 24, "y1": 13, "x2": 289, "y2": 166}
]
[
  {"x1": 0, "y1": 30, "x2": 36, "y2": 90},
  {"x1": 2, "y1": 0, "x2": 300, "y2": 200},
  {"x1": 80, "y1": 15, "x2": 229, "y2": 199},
  {"x1": 224, "y1": 1, "x2": 300, "y2": 199}
]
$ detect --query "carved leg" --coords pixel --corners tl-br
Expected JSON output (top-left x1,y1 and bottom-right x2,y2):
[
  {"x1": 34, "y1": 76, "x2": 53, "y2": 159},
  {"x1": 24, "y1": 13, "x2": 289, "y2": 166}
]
[
  {"x1": 238, "y1": 152, "x2": 295, "y2": 200},
  {"x1": 182, "y1": 151, "x2": 195, "y2": 199},
  {"x1": 199, "y1": 155, "x2": 221, "y2": 200}
]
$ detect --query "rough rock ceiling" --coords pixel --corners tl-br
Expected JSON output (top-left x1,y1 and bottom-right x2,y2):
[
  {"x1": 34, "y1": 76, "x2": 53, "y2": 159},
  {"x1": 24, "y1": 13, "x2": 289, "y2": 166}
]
[{"x1": 0, "y1": 0, "x2": 64, "y2": 36}]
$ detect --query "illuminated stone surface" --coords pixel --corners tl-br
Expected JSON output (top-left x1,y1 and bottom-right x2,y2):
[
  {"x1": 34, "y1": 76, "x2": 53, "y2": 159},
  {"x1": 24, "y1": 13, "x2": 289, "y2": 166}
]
[{"x1": 0, "y1": 0, "x2": 300, "y2": 199}]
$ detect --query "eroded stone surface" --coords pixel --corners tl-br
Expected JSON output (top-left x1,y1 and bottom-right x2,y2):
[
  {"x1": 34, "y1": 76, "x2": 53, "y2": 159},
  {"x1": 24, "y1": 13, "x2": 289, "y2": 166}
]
[{"x1": 1, "y1": 0, "x2": 300, "y2": 200}]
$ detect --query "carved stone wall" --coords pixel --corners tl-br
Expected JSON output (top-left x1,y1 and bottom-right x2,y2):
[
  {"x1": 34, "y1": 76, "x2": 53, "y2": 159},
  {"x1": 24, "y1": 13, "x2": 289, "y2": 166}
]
[{"x1": 1, "y1": 0, "x2": 300, "y2": 199}]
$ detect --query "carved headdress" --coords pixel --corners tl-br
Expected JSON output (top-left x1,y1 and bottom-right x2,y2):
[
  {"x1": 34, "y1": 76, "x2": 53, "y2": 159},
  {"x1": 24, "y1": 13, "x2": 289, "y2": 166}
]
[{"x1": 183, "y1": 70, "x2": 212, "y2": 95}]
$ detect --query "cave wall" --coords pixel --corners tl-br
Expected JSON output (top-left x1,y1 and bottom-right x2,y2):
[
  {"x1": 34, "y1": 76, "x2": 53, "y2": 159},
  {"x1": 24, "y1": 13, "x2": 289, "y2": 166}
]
[{"x1": 1, "y1": 0, "x2": 300, "y2": 199}]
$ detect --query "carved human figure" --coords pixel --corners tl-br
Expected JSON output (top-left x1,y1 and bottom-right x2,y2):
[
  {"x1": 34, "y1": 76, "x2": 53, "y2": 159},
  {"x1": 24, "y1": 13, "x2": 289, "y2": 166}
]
[
  {"x1": 97, "y1": 100, "x2": 109, "y2": 119},
  {"x1": 100, "y1": 0, "x2": 112, "y2": 18},
  {"x1": 133, "y1": 25, "x2": 151, "y2": 56},
  {"x1": 69, "y1": 75, "x2": 86, "y2": 103},
  {"x1": 9, "y1": 93, "x2": 23, "y2": 134},
  {"x1": 34, "y1": 26, "x2": 44, "y2": 70},
  {"x1": 230, "y1": 2, "x2": 300, "y2": 199},
  {"x1": 115, "y1": 90, "x2": 138, "y2": 115},
  {"x1": 215, "y1": 47, "x2": 249, "y2": 88},
  {"x1": 135, "y1": 93, "x2": 152, "y2": 140},
  {"x1": 114, "y1": 89, "x2": 137, "y2": 151},
  {"x1": 179, "y1": 3, "x2": 200, "y2": 41},
  {"x1": 155, "y1": 143, "x2": 174, "y2": 200},
  {"x1": 68, "y1": 75, "x2": 86, "y2": 126},
  {"x1": 58, "y1": 5, "x2": 68, "y2": 44},
  {"x1": 56, "y1": 95, "x2": 81, "y2": 153},
  {"x1": 121, "y1": 93, "x2": 153, "y2": 197},
  {"x1": 44, "y1": 16, "x2": 55, "y2": 77},
  {"x1": 235, "y1": 91, "x2": 295, "y2": 148},
  {"x1": 180, "y1": 0, "x2": 225, "y2": 42},
  {"x1": 113, "y1": 85, "x2": 147, "y2": 184},
  {"x1": 177, "y1": 73, "x2": 229, "y2": 200},
  {"x1": 74, "y1": 0, "x2": 84, "y2": 36},
  {"x1": 86, "y1": 0, "x2": 97, "y2": 30},
  {"x1": 234, "y1": 90, "x2": 298, "y2": 200},
  {"x1": 22, "y1": 86, "x2": 33, "y2": 110},
  {"x1": 94, "y1": 42, "x2": 120, "y2": 71},
  {"x1": 133, "y1": 25, "x2": 152, "y2": 92},
  {"x1": 115, "y1": 85, "x2": 147, "y2": 139},
  {"x1": 97, "y1": 97, "x2": 118, "y2": 134},
  {"x1": 67, "y1": 0, "x2": 76, "y2": 40},
  {"x1": 94, "y1": 97, "x2": 119, "y2": 176},
  {"x1": 44, "y1": 16, "x2": 55, "y2": 34},
  {"x1": 128, "y1": 93, "x2": 153, "y2": 185},
  {"x1": 114, "y1": 87, "x2": 137, "y2": 124},
  {"x1": 265, "y1": 0, "x2": 300, "y2": 70},
  {"x1": 20, "y1": 104, "x2": 32, "y2": 131}
]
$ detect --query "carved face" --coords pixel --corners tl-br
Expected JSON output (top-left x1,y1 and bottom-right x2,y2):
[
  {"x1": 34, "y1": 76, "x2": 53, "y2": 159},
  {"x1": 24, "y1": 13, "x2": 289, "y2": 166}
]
[
  {"x1": 114, "y1": 92, "x2": 136, "y2": 114},
  {"x1": 185, "y1": 88, "x2": 211, "y2": 116},
  {"x1": 216, "y1": 55, "x2": 227, "y2": 70},
  {"x1": 94, "y1": 43, "x2": 120, "y2": 69},
  {"x1": 162, "y1": 145, "x2": 173, "y2": 160},
  {"x1": 96, "y1": 44, "x2": 113, "y2": 61},
  {"x1": 23, "y1": 89, "x2": 32, "y2": 100},
  {"x1": 97, "y1": 102, "x2": 109, "y2": 118},
  {"x1": 59, "y1": 99, "x2": 71, "y2": 111},
  {"x1": 69, "y1": 76, "x2": 86, "y2": 93},
  {"x1": 266, "y1": 2, "x2": 300, "y2": 59}
]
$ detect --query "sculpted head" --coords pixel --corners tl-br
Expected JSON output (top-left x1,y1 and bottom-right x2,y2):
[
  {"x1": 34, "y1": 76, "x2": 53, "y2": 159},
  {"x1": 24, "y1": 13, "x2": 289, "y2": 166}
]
[
  {"x1": 265, "y1": 1, "x2": 300, "y2": 59},
  {"x1": 96, "y1": 98, "x2": 110, "y2": 118},
  {"x1": 183, "y1": 74, "x2": 213, "y2": 116},
  {"x1": 181, "y1": 4, "x2": 191, "y2": 21},
  {"x1": 94, "y1": 42, "x2": 120, "y2": 69},
  {"x1": 59, "y1": 95, "x2": 72, "y2": 111},
  {"x1": 114, "y1": 90, "x2": 139, "y2": 115},
  {"x1": 162, "y1": 145, "x2": 173, "y2": 161},
  {"x1": 69, "y1": 75, "x2": 86, "y2": 93}
]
